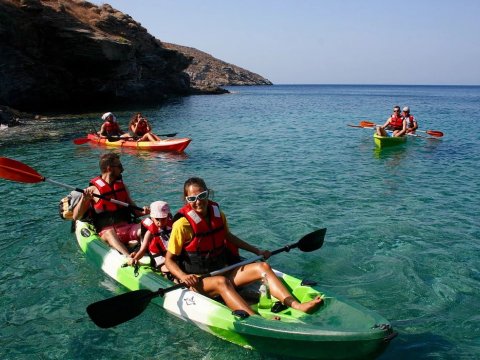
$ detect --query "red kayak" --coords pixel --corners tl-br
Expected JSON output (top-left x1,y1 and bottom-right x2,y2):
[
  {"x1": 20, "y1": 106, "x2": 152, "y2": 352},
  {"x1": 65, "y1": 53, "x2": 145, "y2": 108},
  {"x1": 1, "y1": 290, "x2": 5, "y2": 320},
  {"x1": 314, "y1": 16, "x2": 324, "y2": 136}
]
[{"x1": 85, "y1": 134, "x2": 191, "y2": 152}]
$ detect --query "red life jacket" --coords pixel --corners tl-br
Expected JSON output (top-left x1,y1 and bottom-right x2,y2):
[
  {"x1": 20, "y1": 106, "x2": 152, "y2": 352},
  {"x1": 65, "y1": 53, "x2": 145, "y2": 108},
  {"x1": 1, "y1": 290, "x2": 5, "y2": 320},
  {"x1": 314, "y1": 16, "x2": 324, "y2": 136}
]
[
  {"x1": 90, "y1": 176, "x2": 128, "y2": 213},
  {"x1": 405, "y1": 115, "x2": 416, "y2": 129},
  {"x1": 89, "y1": 176, "x2": 131, "y2": 230},
  {"x1": 389, "y1": 114, "x2": 404, "y2": 130},
  {"x1": 135, "y1": 121, "x2": 148, "y2": 136},
  {"x1": 141, "y1": 217, "x2": 172, "y2": 255},
  {"x1": 176, "y1": 201, "x2": 229, "y2": 274},
  {"x1": 102, "y1": 121, "x2": 120, "y2": 135}
]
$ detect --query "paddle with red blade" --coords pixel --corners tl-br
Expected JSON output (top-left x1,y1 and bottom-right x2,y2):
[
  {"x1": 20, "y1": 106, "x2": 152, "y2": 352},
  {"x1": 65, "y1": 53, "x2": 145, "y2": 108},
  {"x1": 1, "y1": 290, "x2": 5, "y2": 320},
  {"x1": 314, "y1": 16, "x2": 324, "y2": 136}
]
[
  {"x1": 347, "y1": 124, "x2": 365, "y2": 128},
  {"x1": 0, "y1": 157, "x2": 143, "y2": 211},
  {"x1": 359, "y1": 121, "x2": 444, "y2": 137},
  {"x1": 86, "y1": 228, "x2": 327, "y2": 328},
  {"x1": 73, "y1": 133, "x2": 179, "y2": 145}
]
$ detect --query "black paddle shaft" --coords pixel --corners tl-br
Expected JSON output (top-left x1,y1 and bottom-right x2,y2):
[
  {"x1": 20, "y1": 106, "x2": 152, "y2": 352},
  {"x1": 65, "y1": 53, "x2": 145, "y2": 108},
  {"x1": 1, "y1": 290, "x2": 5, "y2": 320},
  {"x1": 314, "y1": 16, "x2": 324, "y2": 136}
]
[{"x1": 86, "y1": 227, "x2": 327, "y2": 328}]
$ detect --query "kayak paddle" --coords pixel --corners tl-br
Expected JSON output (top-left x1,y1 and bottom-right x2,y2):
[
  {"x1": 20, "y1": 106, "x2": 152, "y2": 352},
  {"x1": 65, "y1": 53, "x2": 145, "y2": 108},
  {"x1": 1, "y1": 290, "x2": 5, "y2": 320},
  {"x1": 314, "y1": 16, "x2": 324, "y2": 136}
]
[
  {"x1": 73, "y1": 133, "x2": 178, "y2": 145},
  {"x1": 86, "y1": 228, "x2": 327, "y2": 328},
  {"x1": 350, "y1": 123, "x2": 436, "y2": 139},
  {"x1": 0, "y1": 157, "x2": 143, "y2": 211},
  {"x1": 347, "y1": 124, "x2": 365, "y2": 128},
  {"x1": 359, "y1": 121, "x2": 444, "y2": 137}
]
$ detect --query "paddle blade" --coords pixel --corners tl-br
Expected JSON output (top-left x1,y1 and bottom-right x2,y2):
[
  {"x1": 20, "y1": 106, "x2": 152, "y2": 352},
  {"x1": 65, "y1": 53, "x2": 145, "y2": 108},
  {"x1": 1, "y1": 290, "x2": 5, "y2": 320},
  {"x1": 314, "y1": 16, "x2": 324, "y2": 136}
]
[
  {"x1": 159, "y1": 133, "x2": 178, "y2": 137},
  {"x1": 0, "y1": 157, "x2": 44, "y2": 183},
  {"x1": 360, "y1": 121, "x2": 376, "y2": 128},
  {"x1": 73, "y1": 138, "x2": 90, "y2": 145},
  {"x1": 87, "y1": 289, "x2": 155, "y2": 328},
  {"x1": 426, "y1": 130, "x2": 444, "y2": 137},
  {"x1": 298, "y1": 228, "x2": 326, "y2": 252}
]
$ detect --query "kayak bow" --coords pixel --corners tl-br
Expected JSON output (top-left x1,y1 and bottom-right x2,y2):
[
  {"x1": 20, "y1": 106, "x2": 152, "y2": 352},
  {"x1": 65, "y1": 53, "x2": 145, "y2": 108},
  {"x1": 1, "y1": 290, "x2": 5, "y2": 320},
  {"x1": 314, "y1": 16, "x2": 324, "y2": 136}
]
[{"x1": 374, "y1": 133, "x2": 407, "y2": 148}]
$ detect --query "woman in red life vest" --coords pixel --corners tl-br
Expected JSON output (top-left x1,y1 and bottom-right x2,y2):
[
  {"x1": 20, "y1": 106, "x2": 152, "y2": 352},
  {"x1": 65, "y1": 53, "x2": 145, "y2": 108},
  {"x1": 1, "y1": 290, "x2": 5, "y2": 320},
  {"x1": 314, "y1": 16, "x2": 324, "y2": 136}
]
[
  {"x1": 376, "y1": 105, "x2": 407, "y2": 137},
  {"x1": 402, "y1": 106, "x2": 418, "y2": 133},
  {"x1": 165, "y1": 177, "x2": 323, "y2": 316},
  {"x1": 129, "y1": 113, "x2": 161, "y2": 142},
  {"x1": 128, "y1": 200, "x2": 172, "y2": 267},
  {"x1": 73, "y1": 153, "x2": 149, "y2": 257},
  {"x1": 98, "y1": 112, "x2": 130, "y2": 138}
]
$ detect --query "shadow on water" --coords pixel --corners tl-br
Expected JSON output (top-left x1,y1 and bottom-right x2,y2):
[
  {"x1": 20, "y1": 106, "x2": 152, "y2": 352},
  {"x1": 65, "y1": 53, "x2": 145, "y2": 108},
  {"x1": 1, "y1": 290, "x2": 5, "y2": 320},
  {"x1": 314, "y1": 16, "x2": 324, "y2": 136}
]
[
  {"x1": 73, "y1": 142, "x2": 190, "y2": 162},
  {"x1": 379, "y1": 331, "x2": 455, "y2": 359},
  {"x1": 373, "y1": 144, "x2": 408, "y2": 161}
]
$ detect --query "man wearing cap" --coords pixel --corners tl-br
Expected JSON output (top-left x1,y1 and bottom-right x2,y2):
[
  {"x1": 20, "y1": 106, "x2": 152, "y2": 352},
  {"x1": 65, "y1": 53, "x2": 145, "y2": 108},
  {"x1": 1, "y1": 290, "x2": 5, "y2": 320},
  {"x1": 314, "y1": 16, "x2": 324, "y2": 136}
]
[
  {"x1": 402, "y1": 106, "x2": 418, "y2": 133},
  {"x1": 128, "y1": 200, "x2": 172, "y2": 267},
  {"x1": 98, "y1": 112, "x2": 129, "y2": 138}
]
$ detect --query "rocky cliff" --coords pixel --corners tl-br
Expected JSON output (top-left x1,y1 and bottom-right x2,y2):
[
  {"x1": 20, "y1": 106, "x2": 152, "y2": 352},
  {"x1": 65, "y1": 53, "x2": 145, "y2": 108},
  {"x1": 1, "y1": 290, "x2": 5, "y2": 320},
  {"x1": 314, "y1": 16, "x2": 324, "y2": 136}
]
[
  {"x1": 0, "y1": 0, "x2": 271, "y2": 117},
  {"x1": 165, "y1": 43, "x2": 272, "y2": 91}
]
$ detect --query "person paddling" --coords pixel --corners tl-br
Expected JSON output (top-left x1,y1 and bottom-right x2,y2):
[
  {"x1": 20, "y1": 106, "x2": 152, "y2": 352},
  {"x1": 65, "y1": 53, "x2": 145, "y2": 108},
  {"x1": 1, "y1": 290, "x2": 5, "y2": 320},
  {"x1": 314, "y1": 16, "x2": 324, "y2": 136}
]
[
  {"x1": 376, "y1": 105, "x2": 407, "y2": 137},
  {"x1": 73, "y1": 153, "x2": 149, "y2": 257},
  {"x1": 98, "y1": 112, "x2": 130, "y2": 138},
  {"x1": 128, "y1": 113, "x2": 162, "y2": 142},
  {"x1": 165, "y1": 177, "x2": 323, "y2": 316},
  {"x1": 402, "y1": 106, "x2": 418, "y2": 133}
]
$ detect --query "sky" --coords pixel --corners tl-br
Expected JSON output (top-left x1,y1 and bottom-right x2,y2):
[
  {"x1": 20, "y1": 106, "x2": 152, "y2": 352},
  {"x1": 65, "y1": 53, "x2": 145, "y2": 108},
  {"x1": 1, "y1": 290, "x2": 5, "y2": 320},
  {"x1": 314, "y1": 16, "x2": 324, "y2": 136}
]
[{"x1": 91, "y1": 0, "x2": 480, "y2": 85}]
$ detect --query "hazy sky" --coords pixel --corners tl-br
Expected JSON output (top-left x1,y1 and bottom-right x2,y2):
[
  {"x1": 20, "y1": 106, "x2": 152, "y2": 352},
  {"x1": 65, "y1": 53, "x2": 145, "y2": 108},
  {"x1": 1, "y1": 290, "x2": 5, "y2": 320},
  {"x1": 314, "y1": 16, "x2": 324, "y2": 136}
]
[{"x1": 92, "y1": 0, "x2": 480, "y2": 85}]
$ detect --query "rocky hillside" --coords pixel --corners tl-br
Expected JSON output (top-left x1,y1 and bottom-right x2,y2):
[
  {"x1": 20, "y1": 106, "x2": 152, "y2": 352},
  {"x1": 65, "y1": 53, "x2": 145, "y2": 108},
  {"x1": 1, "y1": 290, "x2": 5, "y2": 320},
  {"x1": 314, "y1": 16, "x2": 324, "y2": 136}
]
[
  {"x1": 0, "y1": 0, "x2": 271, "y2": 117},
  {"x1": 0, "y1": 0, "x2": 193, "y2": 113},
  {"x1": 165, "y1": 43, "x2": 272, "y2": 91}
]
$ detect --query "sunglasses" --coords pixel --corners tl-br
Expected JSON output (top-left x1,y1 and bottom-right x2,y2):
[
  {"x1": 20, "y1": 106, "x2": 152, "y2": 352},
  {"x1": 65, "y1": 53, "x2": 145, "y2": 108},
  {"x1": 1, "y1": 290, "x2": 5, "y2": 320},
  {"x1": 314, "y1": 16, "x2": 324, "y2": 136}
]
[
  {"x1": 393, "y1": 110, "x2": 400, "y2": 113},
  {"x1": 185, "y1": 190, "x2": 209, "y2": 203}
]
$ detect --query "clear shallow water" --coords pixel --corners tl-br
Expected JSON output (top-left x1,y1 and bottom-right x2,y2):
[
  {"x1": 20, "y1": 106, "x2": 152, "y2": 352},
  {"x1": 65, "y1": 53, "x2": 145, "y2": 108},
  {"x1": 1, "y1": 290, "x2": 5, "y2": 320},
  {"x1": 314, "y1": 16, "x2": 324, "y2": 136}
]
[{"x1": 0, "y1": 85, "x2": 479, "y2": 359}]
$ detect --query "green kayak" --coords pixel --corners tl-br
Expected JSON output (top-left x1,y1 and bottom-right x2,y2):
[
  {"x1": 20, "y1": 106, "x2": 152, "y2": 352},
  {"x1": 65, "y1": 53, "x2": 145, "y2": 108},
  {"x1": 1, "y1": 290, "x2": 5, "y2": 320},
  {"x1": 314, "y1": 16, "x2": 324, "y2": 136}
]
[
  {"x1": 374, "y1": 133, "x2": 407, "y2": 148},
  {"x1": 76, "y1": 221, "x2": 396, "y2": 359}
]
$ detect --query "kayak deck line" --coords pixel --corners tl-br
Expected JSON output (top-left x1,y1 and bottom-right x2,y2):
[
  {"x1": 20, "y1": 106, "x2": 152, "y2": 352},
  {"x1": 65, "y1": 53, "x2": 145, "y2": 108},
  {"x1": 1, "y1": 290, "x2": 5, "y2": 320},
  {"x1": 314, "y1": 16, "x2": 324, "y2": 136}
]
[{"x1": 76, "y1": 221, "x2": 395, "y2": 359}]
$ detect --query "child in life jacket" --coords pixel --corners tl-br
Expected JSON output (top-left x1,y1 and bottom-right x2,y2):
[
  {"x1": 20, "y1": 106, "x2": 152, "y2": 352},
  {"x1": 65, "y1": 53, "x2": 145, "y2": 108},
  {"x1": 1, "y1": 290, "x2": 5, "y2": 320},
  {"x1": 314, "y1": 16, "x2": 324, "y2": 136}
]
[{"x1": 128, "y1": 200, "x2": 172, "y2": 268}]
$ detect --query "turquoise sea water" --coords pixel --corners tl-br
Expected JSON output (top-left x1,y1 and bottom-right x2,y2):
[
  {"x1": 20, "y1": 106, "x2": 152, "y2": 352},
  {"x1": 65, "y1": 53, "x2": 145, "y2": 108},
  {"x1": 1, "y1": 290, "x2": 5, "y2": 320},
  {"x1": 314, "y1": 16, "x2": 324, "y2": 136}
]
[{"x1": 0, "y1": 85, "x2": 479, "y2": 359}]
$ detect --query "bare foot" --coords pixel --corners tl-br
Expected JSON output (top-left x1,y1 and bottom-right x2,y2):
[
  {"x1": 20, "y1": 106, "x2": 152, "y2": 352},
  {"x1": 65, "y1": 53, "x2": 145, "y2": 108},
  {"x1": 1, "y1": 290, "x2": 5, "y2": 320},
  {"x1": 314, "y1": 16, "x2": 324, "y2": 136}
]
[{"x1": 291, "y1": 296, "x2": 324, "y2": 314}]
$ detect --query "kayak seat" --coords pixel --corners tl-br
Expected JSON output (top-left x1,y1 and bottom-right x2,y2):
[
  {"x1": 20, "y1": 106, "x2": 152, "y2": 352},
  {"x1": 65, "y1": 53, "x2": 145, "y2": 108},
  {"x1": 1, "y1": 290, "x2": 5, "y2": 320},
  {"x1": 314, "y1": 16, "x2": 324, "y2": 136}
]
[{"x1": 237, "y1": 282, "x2": 261, "y2": 304}]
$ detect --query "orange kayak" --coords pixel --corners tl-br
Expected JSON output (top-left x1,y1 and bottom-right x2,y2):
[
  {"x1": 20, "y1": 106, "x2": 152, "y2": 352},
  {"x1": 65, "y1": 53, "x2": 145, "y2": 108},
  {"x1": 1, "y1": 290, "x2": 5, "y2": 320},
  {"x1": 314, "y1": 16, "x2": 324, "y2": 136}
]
[{"x1": 86, "y1": 134, "x2": 191, "y2": 152}]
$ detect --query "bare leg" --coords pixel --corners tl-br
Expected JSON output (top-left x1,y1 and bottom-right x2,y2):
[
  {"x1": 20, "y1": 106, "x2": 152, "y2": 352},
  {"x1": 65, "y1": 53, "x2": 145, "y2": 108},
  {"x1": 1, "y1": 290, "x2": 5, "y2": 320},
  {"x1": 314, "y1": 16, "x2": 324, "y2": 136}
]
[
  {"x1": 136, "y1": 134, "x2": 149, "y2": 142},
  {"x1": 230, "y1": 262, "x2": 323, "y2": 314},
  {"x1": 376, "y1": 126, "x2": 387, "y2": 136},
  {"x1": 150, "y1": 133, "x2": 162, "y2": 141},
  {"x1": 100, "y1": 229, "x2": 130, "y2": 256},
  {"x1": 137, "y1": 133, "x2": 160, "y2": 142},
  {"x1": 198, "y1": 275, "x2": 255, "y2": 315}
]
